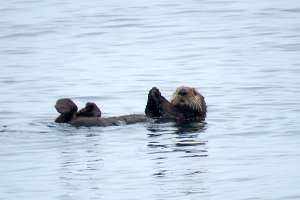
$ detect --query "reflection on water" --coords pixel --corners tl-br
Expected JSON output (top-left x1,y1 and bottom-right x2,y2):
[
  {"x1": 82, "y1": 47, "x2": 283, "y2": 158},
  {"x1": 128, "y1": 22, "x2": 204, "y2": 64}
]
[
  {"x1": 146, "y1": 123, "x2": 208, "y2": 197},
  {"x1": 1, "y1": 0, "x2": 300, "y2": 199},
  {"x1": 147, "y1": 122, "x2": 207, "y2": 157},
  {"x1": 147, "y1": 121, "x2": 206, "y2": 133}
]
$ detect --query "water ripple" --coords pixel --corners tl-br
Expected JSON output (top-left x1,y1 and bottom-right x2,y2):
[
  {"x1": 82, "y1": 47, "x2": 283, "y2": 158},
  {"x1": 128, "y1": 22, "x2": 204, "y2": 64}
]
[
  {"x1": 0, "y1": 31, "x2": 56, "y2": 39},
  {"x1": 1, "y1": 0, "x2": 300, "y2": 199}
]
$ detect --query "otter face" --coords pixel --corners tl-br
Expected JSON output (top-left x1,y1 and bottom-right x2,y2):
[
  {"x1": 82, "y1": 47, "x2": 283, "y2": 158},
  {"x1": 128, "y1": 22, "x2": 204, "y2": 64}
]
[{"x1": 170, "y1": 86, "x2": 206, "y2": 113}]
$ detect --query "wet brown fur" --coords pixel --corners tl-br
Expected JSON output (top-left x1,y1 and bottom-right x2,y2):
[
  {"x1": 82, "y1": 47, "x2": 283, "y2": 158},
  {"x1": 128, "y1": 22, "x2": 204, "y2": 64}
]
[
  {"x1": 55, "y1": 86, "x2": 206, "y2": 127},
  {"x1": 145, "y1": 86, "x2": 206, "y2": 122},
  {"x1": 55, "y1": 98, "x2": 151, "y2": 127},
  {"x1": 170, "y1": 86, "x2": 207, "y2": 120}
]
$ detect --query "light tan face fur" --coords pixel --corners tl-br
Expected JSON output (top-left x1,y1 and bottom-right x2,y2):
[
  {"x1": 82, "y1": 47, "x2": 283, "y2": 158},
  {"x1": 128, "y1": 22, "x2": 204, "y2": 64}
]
[{"x1": 170, "y1": 86, "x2": 206, "y2": 112}]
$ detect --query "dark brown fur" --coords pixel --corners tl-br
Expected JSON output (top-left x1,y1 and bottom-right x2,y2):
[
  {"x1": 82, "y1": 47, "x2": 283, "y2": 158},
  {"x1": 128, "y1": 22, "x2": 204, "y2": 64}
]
[
  {"x1": 76, "y1": 102, "x2": 101, "y2": 118},
  {"x1": 69, "y1": 114, "x2": 150, "y2": 127},
  {"x1": 55, "y1": 86, "x2": 206, "y2": 127},
  {"x1": 145, "y1": 86, "x2": 206, "y2": 122},
  {"x1": 55, "y1": 98, "x2": 151, "y2": 127}
]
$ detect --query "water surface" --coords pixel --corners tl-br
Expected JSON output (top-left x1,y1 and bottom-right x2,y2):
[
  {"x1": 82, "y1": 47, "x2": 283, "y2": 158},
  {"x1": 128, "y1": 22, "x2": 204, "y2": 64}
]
[{"x1": 1, "y1": 0, "x2": 300, "y2": 199}]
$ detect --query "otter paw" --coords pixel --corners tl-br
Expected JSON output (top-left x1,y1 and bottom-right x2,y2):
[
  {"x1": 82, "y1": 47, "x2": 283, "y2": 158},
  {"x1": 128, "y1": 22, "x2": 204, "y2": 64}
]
[
  {"x1": 149, "y1": 87, "x2": 162, "y2": 103},
  {"x1": 145, "y1": 87, "x2": 163, "y2": 118}
]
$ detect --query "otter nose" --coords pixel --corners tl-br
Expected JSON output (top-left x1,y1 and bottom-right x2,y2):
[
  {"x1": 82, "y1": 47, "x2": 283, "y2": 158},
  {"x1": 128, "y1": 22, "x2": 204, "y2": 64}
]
[{"x1": 178, "y1": 89, "x2": 188, "y2": 96}]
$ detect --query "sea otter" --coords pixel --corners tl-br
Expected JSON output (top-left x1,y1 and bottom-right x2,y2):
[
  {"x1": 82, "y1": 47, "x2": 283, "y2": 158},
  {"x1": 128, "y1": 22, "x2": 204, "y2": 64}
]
[
  {"x1": 54, "y1": 86, "x2": 206, "y2": 127},
  {"x1": 145, "y1": 86, "x2": 206, "y2": 122}
]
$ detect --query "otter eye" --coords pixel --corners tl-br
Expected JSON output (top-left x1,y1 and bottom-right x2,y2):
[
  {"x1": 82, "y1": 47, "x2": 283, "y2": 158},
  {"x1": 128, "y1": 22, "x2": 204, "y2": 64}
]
[{"x1": 178, "y1": 90, "x2": 188, "y2": 96}]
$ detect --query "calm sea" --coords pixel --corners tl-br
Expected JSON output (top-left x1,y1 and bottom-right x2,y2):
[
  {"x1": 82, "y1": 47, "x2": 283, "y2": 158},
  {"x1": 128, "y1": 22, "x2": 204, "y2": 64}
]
[{"x1": 1, "y1": 0, "x2": 300, "y2": 199}]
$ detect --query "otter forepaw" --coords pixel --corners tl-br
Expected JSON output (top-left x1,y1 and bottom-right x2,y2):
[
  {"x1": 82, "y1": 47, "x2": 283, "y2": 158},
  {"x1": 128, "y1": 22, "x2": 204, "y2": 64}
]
[
  {"x1": 145, "y1": 87, "x2": 163, "y2": 118},
  {"x1": 149, "y1": 87, "x2": 162, "y2": 102}
]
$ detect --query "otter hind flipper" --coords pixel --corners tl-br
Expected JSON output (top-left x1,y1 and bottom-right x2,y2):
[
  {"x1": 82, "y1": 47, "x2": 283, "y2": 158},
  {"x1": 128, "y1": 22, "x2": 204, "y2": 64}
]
[
  {"x1": 76, "y1": 102, "x2": 101, "y2": 117},
  {"x1": 55, "y1": 98, "x2": 78, "y2": 114},
  {"x1": 55, "y1": 98, "x2": 78, "y2": 123}
]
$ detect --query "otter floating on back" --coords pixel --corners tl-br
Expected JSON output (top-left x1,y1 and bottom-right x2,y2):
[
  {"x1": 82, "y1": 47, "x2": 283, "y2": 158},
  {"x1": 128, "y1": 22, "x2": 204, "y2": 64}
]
[{"x1": 55, "y1": 86, "x2": 206, "y2": 127}]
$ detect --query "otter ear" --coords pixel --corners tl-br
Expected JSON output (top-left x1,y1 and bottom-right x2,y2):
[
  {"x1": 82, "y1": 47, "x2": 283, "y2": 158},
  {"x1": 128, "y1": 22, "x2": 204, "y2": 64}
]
[{"x1": 192, "y1": 88, "x2": 198, "y2": 95}]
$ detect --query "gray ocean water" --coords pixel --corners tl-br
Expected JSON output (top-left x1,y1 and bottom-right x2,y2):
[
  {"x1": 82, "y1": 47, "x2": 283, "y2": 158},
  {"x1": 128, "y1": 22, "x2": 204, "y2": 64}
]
[{"x1": 1, "y1": 0, "x2": 300, "y2": 199}]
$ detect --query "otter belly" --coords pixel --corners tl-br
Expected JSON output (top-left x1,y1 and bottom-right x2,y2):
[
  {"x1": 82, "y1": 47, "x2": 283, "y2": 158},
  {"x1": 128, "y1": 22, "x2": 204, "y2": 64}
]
[{"x1": 69, "y1": 114, "x2": 152, "y2": 127}]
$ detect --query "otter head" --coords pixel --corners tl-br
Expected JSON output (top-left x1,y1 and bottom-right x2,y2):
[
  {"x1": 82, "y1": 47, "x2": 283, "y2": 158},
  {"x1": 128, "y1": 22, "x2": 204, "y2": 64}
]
[{"x1": 170, "y1": 86, "x2": 207, "y2": 120}]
